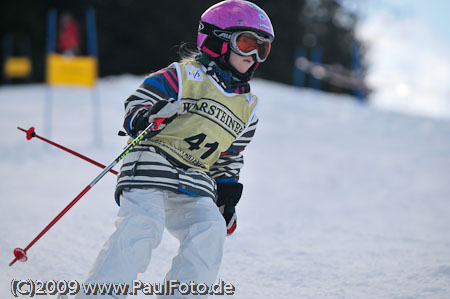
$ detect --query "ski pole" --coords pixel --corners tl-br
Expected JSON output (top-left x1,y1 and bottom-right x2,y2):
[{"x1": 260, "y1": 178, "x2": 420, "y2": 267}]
[
  {"x1": 9, "y1": 118, "x2": 166, "y2": 267},
  {"x1": 17, "y1": 127, "x2": 118, "y2": 176}
]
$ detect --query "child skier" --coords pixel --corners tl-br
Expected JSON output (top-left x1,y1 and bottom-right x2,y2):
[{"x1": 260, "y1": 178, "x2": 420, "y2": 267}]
[{"x1": 75, "y1": 1, "x2": 274, "y2": 298}]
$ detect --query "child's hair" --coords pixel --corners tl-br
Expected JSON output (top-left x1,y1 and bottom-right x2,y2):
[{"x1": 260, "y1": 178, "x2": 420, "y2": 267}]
[{"x1": 178, "y1": 42, "x2": 201, "y2": 63}]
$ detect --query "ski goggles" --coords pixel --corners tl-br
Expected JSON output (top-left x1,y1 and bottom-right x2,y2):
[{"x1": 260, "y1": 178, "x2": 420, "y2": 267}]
[{"x1": 230, "y1": 31, "x2": 272, "y2": 63}]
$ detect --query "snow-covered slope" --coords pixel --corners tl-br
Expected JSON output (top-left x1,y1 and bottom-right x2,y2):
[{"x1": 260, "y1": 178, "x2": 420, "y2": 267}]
[{"x1": 1, "y1": 77, "x2": 450, "y2": 298}]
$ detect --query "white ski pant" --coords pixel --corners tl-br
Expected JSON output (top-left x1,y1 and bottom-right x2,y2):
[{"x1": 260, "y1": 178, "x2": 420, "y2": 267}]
[{"x1": 75, "y1": 188, "x2": 226, "y2": 299}]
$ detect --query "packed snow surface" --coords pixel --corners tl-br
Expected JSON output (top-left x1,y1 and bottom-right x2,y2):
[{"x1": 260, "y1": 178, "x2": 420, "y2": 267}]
[{"x1": 1, "y1": 76, "x2": 450, "y2": 298}]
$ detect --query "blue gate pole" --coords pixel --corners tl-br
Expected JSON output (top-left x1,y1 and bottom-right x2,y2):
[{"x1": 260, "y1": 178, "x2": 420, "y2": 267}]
[
  {"x1": 86, "y1": 7, "x2": 98, "y2": 57},
  {"x1": 352, "y1": 42, "x2": 365, "y2": 102},
  {"x1": 46, "y1": 9, "x2": 57, "y2": 53},
  {"x1": 310, "y1": 47, "x2": 322, "y2": 90},
  {"x1": 44, "y1": 9, "x2": 57, "y2": 140},
  {"x1": 293, "y1": 47, "x2": 306, "y2": 87},
  {"x1": 86, "y1": 7, "x2": 101, "y2": 146}
]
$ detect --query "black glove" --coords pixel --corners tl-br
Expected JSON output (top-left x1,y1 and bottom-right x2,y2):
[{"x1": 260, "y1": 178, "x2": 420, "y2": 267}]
[
  {"x1": 132, "y1": 99, "x2": 179, "y2": 136},
  {"x1": 216, "y1": 182, "x2": 243, "y2": 235}
]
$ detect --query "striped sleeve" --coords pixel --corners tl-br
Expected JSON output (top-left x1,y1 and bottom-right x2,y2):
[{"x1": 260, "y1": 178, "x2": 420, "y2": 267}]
[
  {"x1": 123, "y1": 65, "x2": 179, "y2": 134},
  {"x1": 210, "y1": 115, "x2": 259, "y2": 182}
]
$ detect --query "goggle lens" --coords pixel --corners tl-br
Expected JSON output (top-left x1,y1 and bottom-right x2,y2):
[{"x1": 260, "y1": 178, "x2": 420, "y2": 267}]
[{"x1": 234, "y1": 32, "x2": 272, "y2": 62}]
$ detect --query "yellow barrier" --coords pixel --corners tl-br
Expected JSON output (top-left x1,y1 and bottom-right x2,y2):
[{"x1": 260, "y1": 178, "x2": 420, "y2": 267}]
[
  {"x1": 46, "y1": 53, "x2": 97, "y2": 87},
  {"x1": 4, "y1": 57, "x2": 32, "y2": 78}
]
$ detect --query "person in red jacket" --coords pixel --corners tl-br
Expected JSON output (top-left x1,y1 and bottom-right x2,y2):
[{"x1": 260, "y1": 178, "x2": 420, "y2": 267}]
[{"x1": 58, "y1": 12, "x2": 80, "y2": 56}]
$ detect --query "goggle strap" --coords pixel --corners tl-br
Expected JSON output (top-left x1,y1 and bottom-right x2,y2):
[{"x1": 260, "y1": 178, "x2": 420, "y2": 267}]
[
  {"x1": 199, "y1": 22, "x2": 232, "y2": 41},
  {"x1": 198, "y1": 21, "x2": 217, "y2": 35}
]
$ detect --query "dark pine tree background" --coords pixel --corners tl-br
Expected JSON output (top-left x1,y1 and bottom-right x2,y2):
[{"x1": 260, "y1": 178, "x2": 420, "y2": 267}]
[{"x1": 0, "y1": 0, "x2": 366, "y2": 96}]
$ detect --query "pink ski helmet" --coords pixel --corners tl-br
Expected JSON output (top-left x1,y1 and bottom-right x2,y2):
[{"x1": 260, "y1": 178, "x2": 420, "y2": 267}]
[{"x1": 197, "y1": 0, "x2": 274, "y2": 61}]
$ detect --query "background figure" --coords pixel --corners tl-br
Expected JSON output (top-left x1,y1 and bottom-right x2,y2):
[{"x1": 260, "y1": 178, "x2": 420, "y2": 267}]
[{"x1": 58, "y1": 12, "x2": 80, "y2": 56}]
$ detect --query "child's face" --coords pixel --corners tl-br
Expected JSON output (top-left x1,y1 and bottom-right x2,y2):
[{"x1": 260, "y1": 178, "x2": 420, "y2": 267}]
[{"x1": 228, "y1": 51, "x2": 255, "y2": 74}]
